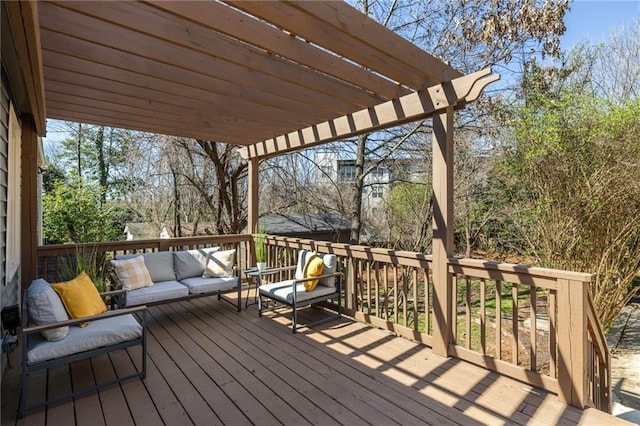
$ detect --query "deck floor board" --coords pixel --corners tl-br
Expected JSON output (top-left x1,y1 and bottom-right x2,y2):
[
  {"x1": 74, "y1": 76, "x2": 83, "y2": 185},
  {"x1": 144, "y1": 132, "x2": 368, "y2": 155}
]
[{"x1": 3, "y1": 295, "x2": 631, "y2": 425}]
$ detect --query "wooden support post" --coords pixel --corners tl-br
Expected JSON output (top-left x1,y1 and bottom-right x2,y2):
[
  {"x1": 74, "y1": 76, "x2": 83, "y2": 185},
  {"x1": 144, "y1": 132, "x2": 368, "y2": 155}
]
[
  {"x1": 556, "y1": 279, "x2": 588, "y2": 408},
  {"x1": 20, "y1": 115, "x2": 39, "y2": 294},
  {"x1": 247, "y1": 157, "x2": 259, "y2": 266},
  {"x1": 431, "y1": 107, "x2": 454, "y2": 357}
]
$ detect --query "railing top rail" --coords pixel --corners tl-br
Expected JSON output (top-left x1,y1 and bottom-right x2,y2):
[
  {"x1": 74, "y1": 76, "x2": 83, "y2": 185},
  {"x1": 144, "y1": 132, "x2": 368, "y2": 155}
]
[
  {"x1": 448, "y1": 257, "x2": 592, "y2": 283},
  {"x1": 37, "y1": 234, "x2": 253, "y2": 255},
  {"x1": 265, "y1": 235, "x2": 433, "y2": 265},
  {"x1": 587, "y1": 288, "x2": 609, "y2": 364}
]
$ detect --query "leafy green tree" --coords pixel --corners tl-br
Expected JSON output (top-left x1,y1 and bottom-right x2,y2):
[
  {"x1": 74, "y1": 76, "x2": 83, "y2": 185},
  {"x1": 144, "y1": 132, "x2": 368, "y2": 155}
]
[
  {"x1": 42, "y1": 179, "x2": 131, "y2": 244},
  {"x1": 490, "y1": 57, "x2": 640, "y2": 328}
]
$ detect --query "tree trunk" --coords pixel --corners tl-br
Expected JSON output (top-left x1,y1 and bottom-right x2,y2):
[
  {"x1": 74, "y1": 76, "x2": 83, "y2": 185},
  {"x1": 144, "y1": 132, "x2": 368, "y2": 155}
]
[
  {"x1": 95, "y1": 125, "x2": 107, "y2": 204},
  {"x1": 76, "y1": 123, "x2": 83, "y2": 182},
  {"x1": 350, "y1": 133, "x2": 367, "y2": 243},
  {"x1": 170, "y1": 165, "x2": 182, "y2": 237}
]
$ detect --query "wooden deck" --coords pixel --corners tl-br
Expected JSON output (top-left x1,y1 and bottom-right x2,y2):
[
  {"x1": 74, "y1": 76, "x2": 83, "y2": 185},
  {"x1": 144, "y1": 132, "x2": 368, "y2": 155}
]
[{"x1": 1, "y1": 294, "x2": 629, "y2": 425}]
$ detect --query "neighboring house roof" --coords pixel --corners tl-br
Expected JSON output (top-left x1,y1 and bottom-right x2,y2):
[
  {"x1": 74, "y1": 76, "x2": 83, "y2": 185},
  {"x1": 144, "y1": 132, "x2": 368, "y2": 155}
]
[{"x1": 258, "y1": 213, "x2": 351, "y2": 235}]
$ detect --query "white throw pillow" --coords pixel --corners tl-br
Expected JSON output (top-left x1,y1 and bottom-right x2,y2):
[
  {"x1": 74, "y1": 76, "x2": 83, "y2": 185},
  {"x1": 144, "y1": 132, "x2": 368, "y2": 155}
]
[{"x1": 203, "y1": 249, "x2": 236, "y2": 278}]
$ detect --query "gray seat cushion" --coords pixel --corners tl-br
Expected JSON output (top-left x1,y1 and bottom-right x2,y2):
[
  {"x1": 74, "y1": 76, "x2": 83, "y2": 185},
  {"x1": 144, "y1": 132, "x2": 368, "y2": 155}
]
[
  {"x1": 259, "y1": 280, "x2": 336, "y2": 304},
  {"x1": 180, "y1": 276, "x2": 239, "y2": 294},
  {"x1": 115, "y1": 252, "x2": 176, "y2": 283},
  {"x1": 294, "y1": 250, "x2": 338, "y2": 288},
  {"x1": 26, "y1": 314, "x2": 142, "y2": 364},
  {"x1": 126, "y1": 280, "x2": 188, "y2": 307},
  {"x1": 174, "y1": 247, "x2": 220, "y2": 280},
  {"x1": 26, "y1": 279, "x2": 69, "y2": 342}
]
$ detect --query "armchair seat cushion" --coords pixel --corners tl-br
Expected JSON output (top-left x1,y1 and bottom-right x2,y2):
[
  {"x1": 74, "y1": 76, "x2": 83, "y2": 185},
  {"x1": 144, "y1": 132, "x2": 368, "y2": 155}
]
[
  {"x1": 126, "y1": 280, "x2": 188, "y2": 307},
  {"x1": 26, "y1": 314, "x2": 143, "y2": 364},
  {"x1": 180, "y1": 276, "x2": 239, "y2": 294},
  {"x1": 259, "y1": 280, "x2": 336, "y2": 304}
]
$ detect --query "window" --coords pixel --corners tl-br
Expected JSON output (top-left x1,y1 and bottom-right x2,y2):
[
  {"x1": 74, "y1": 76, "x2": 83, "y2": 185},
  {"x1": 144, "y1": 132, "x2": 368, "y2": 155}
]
[
  {"x1": 371, "y1": 166, "x2": 385, "y2": 178},
  {"x1": 339, "y1": 165, "x2": 356, "y2": 182},
  {"x1": 372, "y1": 185, "x2": 384, "y2": 198}
]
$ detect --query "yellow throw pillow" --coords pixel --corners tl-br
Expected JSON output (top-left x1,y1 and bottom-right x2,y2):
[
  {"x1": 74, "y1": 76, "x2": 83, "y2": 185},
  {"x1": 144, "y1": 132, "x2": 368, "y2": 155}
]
[
  {"x1": 303, "y1": 253, "x2": 324, "y2": 292},
  {"x1": 51, "y1": 271, "x2": 107, "y2": 327},
  {"x1": 113, "y1": 255, "x2": 154, "y2": 290}
]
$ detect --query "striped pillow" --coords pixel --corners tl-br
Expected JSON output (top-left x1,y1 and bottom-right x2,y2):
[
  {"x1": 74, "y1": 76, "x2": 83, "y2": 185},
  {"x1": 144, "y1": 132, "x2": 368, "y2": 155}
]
[{"x1": 113, "y1": 255, "x2": 154, "y2": 290}]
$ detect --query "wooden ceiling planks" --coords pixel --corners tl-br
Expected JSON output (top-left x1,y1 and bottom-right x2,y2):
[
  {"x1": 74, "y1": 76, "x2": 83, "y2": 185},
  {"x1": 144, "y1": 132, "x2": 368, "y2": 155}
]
[
  {"x1": 38, "y1": 5, "x2": 366, "y2": 115},
  {"x1": 52, "y1": 1, "x2": 385, "y2": 109},
  {"x1": 40, "y1": 45, "x2": 333, "y2": 126},
  {"x1": 144, "y1": 0, "x2": 411, "y2": 101},
  {"x1": 32, "y1": 1, "x2": 477, "y2": 150}
]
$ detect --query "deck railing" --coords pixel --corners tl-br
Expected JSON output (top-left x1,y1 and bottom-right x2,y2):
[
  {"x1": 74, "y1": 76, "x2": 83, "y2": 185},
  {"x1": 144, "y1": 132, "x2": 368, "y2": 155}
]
[
  {"x1": 35, "y1": 234, "x2": 253, "y2": 284},
  {"x1": 33, "y1": 233, "x2": 610, "y2": 412},
  {"x1": 260, "y1": 235, "x2": 610, "y2": 412}
]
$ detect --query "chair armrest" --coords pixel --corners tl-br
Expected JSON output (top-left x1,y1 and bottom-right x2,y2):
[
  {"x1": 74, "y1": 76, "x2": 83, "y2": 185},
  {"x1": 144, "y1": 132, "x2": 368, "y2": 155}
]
[
  {"x1": 100, "y1": 289, "x2": 126, "y2": 298},
  {"x1": 293, "y1": 271, "x2": 342, "y2": 285},
  {"x1": 263, "y1": 272, "x2": 342, "y2": 292},
  {"x1": 22, "y1": 305, "x2": 147, "y2": 335},
  {"x1": 257, "y1": 265, "x2": 296, "y2": 276}
]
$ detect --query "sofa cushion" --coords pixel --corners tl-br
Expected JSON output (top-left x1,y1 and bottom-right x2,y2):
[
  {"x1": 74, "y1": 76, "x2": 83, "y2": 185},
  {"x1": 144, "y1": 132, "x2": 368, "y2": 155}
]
[
  {"x1": 51, "y1": 272, "x2": 107, "y2": 327},
  {"x1": 125, "y1": 280, "x2": 189, "y2": 307},
  {"x1": 174, "y1": 247, "x2": 220, "y2": 280},
  {"x1": 259, "y1": 280, "x2": 336, "y2": 304},
  {"x1": 203, "y1": 249, "x2": 236, "y2": 278},
  {"x1": 180, "y1": 276, "x2": 239, "y2": 294},
  {"x1": 26, "y1": 314, "x2": 142, "y2": 364},
  {"x1": 115, "y1": 252, "x2": 176, "y2": 283},
  {"x1": 111, "y1": 256, "x2": 154, "y2": 290},
  {"x1": 26, "y1": 279, "x2": 69, "y2": 342}
]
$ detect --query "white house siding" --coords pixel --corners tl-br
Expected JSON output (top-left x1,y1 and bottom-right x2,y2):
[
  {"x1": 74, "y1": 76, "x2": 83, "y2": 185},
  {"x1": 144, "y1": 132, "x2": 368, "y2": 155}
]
[{"x1": 0, "y1": 69, "x2": 11, "y2": 375}]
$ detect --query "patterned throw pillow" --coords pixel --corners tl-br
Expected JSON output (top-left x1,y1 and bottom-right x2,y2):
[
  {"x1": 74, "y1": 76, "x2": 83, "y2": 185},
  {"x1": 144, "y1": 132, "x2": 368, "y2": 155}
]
[
  {"x1": 203, "y1": 249, "x2": 236, "y2": 278},
  {"x1": 112, "y1": 255, "x2": 154, "y2": 290},
  {"x1": 51, "y1": 271, "x2": 107, "y2": 327},
  {"x1": 303, "y1": 253, "x2": 324, "y2": 292}
]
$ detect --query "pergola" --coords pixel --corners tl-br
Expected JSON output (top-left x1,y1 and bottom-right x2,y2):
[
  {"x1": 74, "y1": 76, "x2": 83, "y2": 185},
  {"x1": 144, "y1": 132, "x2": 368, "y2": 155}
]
[{"x1": 8, "y1": 0, "x2": 498, "y2": 357}]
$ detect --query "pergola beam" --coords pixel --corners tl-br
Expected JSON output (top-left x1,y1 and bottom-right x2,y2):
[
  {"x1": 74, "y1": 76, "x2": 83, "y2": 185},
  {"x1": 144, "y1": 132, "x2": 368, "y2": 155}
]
[
  {"x1": 239, "y1": 68, "x2": 499, "y2": 159},
  {"x1": 227, "y1": 1, "x2": 462, "y2": 89}
]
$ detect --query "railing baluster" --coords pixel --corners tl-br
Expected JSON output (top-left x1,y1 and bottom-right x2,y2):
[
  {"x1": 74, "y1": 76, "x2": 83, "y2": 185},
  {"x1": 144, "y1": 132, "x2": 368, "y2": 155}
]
[
  {"x1": 375, "y1": 262, "x2": 380, "y2": 317},
  {"x1": 530, "y1": 288, "x2": 537, "y2": 371},
  {"x1": 424, "y1": 268, "x2": 431, "y2": 335},
  {"x1": 368, "y1": 261, "x2": 373, "y2": 314},
  {"x1": 383, "y1": 264, "x2": 389, "y2": 321},
  {"x1": 394, "y1": 265, "x2": 399, "y2": 324},
  {"x1": 413, "y1": 268, "x2": 419, "y2": 331},
  {"x1": 549, "y1": 290, "x2": 557, "y2": 378},
  {"x1": 495, "y1": 280, "x2": 502, "y2": 361},
  {"x1": 480, "y1": 278, "x2": 486, "y2": 355},
  {"x1": 512, "y1": 283, "x2": 519, "y2": 366},
  {"x1": 465, "y1": 276, "x2": 471, "y2": 349},
  {"x1": 402, "y1": 266, "x2": 408, "y2": 328}
]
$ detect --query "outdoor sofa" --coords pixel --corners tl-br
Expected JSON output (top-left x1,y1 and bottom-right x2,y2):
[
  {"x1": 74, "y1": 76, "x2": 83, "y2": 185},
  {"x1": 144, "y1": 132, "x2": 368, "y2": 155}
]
[{"x1": 108, "y1": 247, "x2": 242, "y2": 311}]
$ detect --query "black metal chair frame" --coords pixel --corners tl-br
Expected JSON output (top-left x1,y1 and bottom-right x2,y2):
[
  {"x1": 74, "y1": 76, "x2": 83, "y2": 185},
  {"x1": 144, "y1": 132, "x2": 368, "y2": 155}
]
[{"x1": 20, "y1": 289, "x2": 147, "y2": 418}]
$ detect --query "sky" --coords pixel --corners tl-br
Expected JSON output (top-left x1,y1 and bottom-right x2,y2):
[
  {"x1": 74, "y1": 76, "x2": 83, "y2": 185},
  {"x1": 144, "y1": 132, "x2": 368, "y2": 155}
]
[{"x1": 561, "y1": 0, "x2": 640, "y2": 49}]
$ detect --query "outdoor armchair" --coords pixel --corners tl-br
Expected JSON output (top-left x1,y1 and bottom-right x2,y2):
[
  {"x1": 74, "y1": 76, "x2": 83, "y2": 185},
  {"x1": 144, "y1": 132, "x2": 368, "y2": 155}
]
[{"x1": 258, "y1": 249, "x2": 342, "y2": 333}]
